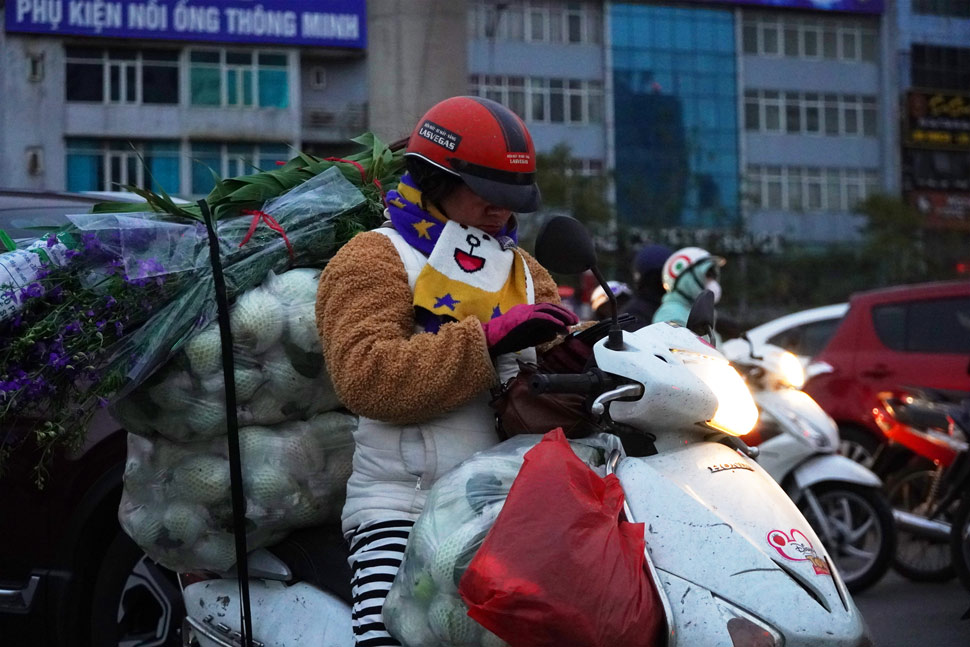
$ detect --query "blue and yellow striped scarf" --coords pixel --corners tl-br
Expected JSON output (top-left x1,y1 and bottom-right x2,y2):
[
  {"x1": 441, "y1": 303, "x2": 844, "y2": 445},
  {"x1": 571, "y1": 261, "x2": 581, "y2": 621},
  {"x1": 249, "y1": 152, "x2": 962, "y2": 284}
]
[{"x1": 385, "y1": 174, "x2": 529, "y2": 328}]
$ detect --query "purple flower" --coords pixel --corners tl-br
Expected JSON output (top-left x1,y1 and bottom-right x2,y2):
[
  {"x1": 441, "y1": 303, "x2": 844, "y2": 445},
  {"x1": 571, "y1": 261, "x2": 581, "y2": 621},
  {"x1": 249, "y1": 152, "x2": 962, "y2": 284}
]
[
  {"x1": 19, "y1": 283, "x2": 43, "y2": 300},
  {"x1": 81, "y1": 233, "x2": 101, "y2": 252},
  {"x1": 46, "y1": 234, "x2": 58, "y2": 248},
  {"x1": 105, "y1": 295, "x2": 117, "y2": 308},
  {"x1": 47, "y1": 285, "x2": 64, "y2": 302},
  {"x1": 65, "y1": 249, "x2": 80, "y2": 259},
  {"x1": 47, "y1": 352, "x2": 69, "y2": 368},
  {"x1": 95, "y1": 320, "x2": 106, "y2": 330},
  {"x1": 64, "y1": 320, "x2": 82, "y2": 335},
  {"x1": 85, "y1": 310, "x2": 94, "y2": 317},
  {"x1": 139, "y1": 258, "x2": 165, "y2": 276},
  {"x1": 115, "y1": 321, "x2": 124, "y2": 336}
]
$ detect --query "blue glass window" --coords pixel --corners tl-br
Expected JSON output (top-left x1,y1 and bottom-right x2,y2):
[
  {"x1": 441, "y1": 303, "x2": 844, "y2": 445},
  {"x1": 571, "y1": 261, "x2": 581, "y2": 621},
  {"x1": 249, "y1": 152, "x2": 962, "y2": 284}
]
[{"x1": 611, "y1": 3, "x2": 739, "y2": 229}]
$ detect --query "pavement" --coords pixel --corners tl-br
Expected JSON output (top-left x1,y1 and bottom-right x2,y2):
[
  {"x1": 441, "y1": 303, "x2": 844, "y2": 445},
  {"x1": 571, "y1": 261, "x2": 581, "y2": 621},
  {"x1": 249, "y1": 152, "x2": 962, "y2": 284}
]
[{"x1": 853, "y1": 571, "x2": 970, "y2": 646}]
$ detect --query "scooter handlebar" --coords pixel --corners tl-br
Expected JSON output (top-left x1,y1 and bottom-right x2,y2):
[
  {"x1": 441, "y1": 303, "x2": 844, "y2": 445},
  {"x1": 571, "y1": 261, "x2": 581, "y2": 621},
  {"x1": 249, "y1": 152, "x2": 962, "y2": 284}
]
[{"x1": 529, "y1": 369, "x2": 618, "y2": 396}]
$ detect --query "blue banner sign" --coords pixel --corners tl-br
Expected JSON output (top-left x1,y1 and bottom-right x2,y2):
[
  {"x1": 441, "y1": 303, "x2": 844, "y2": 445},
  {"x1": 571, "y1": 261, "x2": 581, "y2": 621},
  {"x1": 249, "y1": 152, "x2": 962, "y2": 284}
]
[
  {"x1": 5, "y1": 0, "x2": 367, "y2": 48},
  {"x1": 700, "y1": 0, "x2": 883, "y2": 13}
]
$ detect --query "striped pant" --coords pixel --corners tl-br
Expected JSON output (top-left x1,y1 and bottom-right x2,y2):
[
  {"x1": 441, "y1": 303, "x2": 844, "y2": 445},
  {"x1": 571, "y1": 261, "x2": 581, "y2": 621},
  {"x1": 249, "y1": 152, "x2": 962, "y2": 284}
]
[{"x1": 347, "y1": 519, "x2": 415, "y2": 647}]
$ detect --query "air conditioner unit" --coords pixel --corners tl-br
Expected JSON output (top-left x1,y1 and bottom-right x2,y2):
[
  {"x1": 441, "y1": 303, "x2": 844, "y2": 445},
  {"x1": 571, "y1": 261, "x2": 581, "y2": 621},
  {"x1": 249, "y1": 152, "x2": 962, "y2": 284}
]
[{"x1": 307, "y1": 111, "x2": 336, "y2": 128}]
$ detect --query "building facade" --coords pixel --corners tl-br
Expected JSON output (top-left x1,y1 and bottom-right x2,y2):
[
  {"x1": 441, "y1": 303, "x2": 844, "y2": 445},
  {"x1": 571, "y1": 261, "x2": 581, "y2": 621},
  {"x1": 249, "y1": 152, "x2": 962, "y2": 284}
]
[
  {"x1": 894, "y1": 0, "x2": 970, "y2": 232},
  {"x1": 7, "y1": 1, "x2": 958, "y2": 246},
  {"x1": 0, "y1": 0, "x2": 468, "y2": 199},
  {"x1": 467, "y1": 0, "x2": 893, "y2": 245}
]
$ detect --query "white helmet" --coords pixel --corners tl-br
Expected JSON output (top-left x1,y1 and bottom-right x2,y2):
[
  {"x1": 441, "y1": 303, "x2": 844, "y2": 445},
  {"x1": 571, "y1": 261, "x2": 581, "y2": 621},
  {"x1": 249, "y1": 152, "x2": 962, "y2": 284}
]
[
  {"x1": 661, "y1": 247, "x2": 725, "y2": 293},
  {"x1": 590, "y1": 281, "x2": 632, "y2": 314}
]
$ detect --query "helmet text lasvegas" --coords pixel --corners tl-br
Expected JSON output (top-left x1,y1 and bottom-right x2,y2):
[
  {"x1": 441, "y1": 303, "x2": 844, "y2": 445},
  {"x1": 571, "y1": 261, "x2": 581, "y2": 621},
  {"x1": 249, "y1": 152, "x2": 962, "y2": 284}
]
[{"x1": 417, "y1": 120, "x2": 462, "y2": 152}]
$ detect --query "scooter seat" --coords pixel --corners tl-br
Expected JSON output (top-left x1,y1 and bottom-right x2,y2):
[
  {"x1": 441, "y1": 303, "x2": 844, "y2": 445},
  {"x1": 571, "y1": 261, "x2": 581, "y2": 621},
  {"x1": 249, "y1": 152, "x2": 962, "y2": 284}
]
[{"x1": 268, "y1": 524, "x2": 352, "y2": 604}]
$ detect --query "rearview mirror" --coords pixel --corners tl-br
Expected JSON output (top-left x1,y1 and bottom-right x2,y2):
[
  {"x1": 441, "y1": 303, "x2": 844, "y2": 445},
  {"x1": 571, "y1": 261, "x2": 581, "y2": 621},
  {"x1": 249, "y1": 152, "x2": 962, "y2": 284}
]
[
  {"x1": 535, "y1": 215, "x2": 597, "y2": 275},
  {"x1": 687, "y1": 289, "x2": 717, "y2": 341}
]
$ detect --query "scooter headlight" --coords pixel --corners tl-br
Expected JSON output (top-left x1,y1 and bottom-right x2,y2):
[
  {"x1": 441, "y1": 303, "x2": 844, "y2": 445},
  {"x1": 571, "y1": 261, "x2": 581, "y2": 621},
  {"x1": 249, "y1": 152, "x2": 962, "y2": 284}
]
[
  {"x1": 713, "y1": 595, "x2": 783, "y2": 647},
  {"x1": 776, "y1": 351, "x2": 805, "y2": 389},
  {"x1": 678, "y1": 352, "x2": 759, "y2": 437}
]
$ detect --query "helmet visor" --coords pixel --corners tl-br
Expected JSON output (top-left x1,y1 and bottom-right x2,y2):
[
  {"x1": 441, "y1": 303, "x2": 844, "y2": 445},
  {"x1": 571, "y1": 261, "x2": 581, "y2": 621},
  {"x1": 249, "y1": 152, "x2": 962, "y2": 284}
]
[{"x1": 459, "y1": 171, "x2": 541, "y2": 213}]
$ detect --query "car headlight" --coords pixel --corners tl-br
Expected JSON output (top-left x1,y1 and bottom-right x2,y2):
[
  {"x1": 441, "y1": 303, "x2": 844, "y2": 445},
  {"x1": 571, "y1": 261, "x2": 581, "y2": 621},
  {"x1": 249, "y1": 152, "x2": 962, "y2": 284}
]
[{"x1": 678, "y1": 351, "x2": 760, "y2": 437}]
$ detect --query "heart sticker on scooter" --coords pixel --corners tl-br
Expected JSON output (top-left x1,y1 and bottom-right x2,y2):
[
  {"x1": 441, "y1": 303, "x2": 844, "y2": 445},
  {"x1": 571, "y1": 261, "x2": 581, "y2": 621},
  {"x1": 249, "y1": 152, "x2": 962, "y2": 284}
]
[{"x1": 767, "y1": 529, "x2": 831, "y2": 575}]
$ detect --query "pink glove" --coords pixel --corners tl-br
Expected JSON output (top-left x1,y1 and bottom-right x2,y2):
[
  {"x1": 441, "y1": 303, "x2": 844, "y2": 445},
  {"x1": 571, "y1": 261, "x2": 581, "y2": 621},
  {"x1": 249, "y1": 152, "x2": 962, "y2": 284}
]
[{"x1": 482, "y1": 303, "x2": 579, "y2": 357}]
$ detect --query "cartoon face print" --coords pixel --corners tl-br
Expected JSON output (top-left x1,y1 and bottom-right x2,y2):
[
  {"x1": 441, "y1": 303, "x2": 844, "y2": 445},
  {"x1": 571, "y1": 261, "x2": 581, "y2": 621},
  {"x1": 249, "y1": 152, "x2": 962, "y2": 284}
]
[
  {"x1": 427, "y1": 220, "x2": 515, "y2": 293},
  {"x1": 767, "y1": 529, "x2": 831, "y2": 576},
  {"x1": 454, "y1": 232, "x2": 487, "y2": 273}
]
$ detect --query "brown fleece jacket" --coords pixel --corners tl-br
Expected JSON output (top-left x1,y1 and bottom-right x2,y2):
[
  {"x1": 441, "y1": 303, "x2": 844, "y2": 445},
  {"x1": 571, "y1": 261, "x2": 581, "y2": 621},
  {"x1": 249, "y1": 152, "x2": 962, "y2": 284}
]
[{"x1": 316, "y1": 230, "x2": 561, "y2": 425}]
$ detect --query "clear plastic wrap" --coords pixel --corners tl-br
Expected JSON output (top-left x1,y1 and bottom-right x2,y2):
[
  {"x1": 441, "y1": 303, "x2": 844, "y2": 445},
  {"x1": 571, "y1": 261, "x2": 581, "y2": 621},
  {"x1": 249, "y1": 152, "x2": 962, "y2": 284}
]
[
  {"x1": 118, "y1": 410, "x2": 356, "y2": 573},
  {"x1": 383, "y1": 433, "x2": 624, "y2": 647},
  {"x1": 112, "y1": 267, "x2": 340, "y2": 442}
]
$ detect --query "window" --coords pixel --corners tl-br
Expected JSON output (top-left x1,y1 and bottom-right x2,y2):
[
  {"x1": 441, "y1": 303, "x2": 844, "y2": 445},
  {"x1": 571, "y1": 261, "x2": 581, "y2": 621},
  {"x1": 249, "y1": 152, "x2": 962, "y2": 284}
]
[
  {"x1": 310, "y1": 66, "x2": 327, "y2": 90},
  {"x1": 470, "y1": 0, "x2": 601, "y2": 44},
  {"x1": 784, "y1": 92, "x2": 801, "y2": 134},
  {"x1": 913, "y1": 0, "x2": 970, "y2": 18},
  {"x1": 764, "y1": 91, "x2": 782, "y2": 132},
  {"x1": 747, "y1": 165, "x2": 878, "y2": 212},
  {"x1": 768, "y1": 317, "x2": 842, "y2": 357},
  {"x1": 189, "y1": 49, "x2": 289, "y2": 108},
  {"x1": 873, "y1": 298, "x2": 970, "y2": 353},
  {"x1": 741, "y1": 12, "x2": 877, "y2": 62},
  {"x1": 872, "y1": 304, "x2": 906, "y2": 350},
  {"x1": 66, "y1": 47, "x2": 178, "y2": 104},
  {"x1": 189, "y1": 142, "x2": 290, "y2": 195},
  {"x1": 66, "y1": 139, "x2": 180, "y2": 193},
  {"x1": 906, "y1": 298, "x2": 970, "y2": 353},
  {"x1": 904, "y1": 149, "x2": 970, "y2": 192},
  {"x1": 911, "y1": 44, "x2": 970, "y2": 92},
  {"x1": 804, "y1": 93, "x2": 821, "y2": 134},
  {"x1": 27, "y1": 52, "x2": 45, "y2": 82},
  {"x1": 744, "y1": 90, "x2": 876, "y2": 137},
  {"x1": 744, "y1": 90, "x2": 760, "y2": 131},
  {"x1": 471, "y1": 74, "x2": 603, "y2": 124}
]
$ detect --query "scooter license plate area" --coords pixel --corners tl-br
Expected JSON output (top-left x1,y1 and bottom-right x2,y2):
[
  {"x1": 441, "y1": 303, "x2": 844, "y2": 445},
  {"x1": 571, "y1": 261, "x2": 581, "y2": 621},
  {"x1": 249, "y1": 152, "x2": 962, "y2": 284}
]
[{"x1": 617, "y1": 443, "x2": 867, "y2": 643}]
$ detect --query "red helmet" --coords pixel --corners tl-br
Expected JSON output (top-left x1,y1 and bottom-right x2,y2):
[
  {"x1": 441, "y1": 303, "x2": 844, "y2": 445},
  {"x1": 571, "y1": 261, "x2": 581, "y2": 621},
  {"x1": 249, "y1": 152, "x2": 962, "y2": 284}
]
[{"x1": 405, "y1": 96, "x2": 540, "y2": 213}]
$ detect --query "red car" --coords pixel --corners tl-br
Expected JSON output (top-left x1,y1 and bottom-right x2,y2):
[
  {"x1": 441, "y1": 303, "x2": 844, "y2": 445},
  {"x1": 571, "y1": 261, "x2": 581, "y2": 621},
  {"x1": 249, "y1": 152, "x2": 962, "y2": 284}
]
[{"x1": 804, "y1": 280, "x2": 970, "y2": 466}]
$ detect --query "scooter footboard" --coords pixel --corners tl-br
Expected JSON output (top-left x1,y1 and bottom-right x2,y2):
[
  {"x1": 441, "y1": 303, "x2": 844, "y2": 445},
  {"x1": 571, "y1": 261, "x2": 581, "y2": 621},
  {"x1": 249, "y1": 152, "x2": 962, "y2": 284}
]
[{"x1": 183, "y1": 579, "x2": 352, "y2": 647}]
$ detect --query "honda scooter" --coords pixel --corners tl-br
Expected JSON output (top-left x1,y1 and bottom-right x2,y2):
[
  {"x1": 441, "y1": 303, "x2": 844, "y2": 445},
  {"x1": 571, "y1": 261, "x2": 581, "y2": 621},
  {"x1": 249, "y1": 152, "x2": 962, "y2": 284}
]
[
  {"x1": 722, "y1": 337, "x2": 895, "y2": 593},
  {"x1": 180, "y1": 216, "x2": 872, "y2": 647}
]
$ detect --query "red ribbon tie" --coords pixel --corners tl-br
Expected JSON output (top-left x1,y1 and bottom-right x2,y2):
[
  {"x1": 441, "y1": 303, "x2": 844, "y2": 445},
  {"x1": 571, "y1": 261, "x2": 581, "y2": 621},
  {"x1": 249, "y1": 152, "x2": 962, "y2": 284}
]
[{"x1": 239, "y1": 209, "x2": 295, "y2": 263}]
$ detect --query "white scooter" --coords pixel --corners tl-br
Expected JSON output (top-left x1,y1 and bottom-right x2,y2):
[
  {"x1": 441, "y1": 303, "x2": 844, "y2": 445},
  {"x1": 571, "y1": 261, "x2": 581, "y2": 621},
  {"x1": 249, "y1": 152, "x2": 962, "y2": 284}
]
[
  {"x1": 722, "y1": 336, "x2": 895, "y2": 593},
  {"x1": 180, "y1": 217, "x2": 871, "y2": 647}
]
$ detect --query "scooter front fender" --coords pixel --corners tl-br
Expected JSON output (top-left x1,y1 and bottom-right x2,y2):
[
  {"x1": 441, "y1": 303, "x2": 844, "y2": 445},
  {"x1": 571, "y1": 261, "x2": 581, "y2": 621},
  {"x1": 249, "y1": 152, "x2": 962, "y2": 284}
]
[
  {"x1": 183, "y1": 579, "x2": 352, "y2": 647},
  {"x1": 792, "y1": 454, "x2": 883, "y2": 491}
]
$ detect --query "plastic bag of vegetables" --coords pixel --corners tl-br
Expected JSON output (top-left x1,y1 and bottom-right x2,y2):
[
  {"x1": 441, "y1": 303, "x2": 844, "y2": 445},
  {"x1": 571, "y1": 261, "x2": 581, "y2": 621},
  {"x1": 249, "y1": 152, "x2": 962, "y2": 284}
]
[
  {"x1": 111, "y1": 267, "x2": 339, "y2": 441},
  {"x1": 118, "y1": 410, "x2": 356, "y2": 573},
  {"x1": 383, "y1": 433, "x2": 624, "y2": 647}
]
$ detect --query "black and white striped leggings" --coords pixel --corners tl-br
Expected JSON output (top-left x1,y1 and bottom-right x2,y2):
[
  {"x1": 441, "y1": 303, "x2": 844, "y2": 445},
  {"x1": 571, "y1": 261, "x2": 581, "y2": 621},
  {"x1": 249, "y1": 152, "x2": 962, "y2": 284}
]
[{"x1": 347, "y1": 519, "x2": 414, "y2": 647}]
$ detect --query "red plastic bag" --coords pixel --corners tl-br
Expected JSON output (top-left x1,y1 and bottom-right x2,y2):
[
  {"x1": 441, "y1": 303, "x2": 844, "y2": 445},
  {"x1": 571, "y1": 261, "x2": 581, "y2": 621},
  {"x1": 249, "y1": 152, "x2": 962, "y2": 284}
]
[{"x1": 458, "y1": 429, "x2": 664, "y2": 647}]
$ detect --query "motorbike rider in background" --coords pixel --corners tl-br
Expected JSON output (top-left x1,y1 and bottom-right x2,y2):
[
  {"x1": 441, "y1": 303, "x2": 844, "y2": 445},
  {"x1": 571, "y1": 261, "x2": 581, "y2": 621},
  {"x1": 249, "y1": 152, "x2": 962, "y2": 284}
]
[
  {"x1": 590, "y1": 280, "x2": 632, "y2": 320},
  {"x1": 652, "y1": 246, "x2": 725, "y2": 332},
  {"x1": 315, "y1": 96, "x2": 575, "y2": 646},
  {"x1": 622, "y1": 243, "x2": 672, "y2": 327}
]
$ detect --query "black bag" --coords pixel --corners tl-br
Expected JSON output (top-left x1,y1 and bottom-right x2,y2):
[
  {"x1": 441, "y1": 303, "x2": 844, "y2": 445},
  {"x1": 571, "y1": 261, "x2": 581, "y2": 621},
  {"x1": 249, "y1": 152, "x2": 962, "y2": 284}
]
[{"x1": 490, "y1": 317, "x2": 638, "y2": 440}]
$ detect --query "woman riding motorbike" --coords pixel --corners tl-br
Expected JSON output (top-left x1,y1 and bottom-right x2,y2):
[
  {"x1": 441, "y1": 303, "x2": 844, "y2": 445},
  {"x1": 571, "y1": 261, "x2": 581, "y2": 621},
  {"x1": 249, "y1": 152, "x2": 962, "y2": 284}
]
[
  {"x1": 652, "y1": 246, "x2": 725, "y2": 327},
  {"x1": 315, "y1": 96, "x2": 576, "y2": 646}
]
